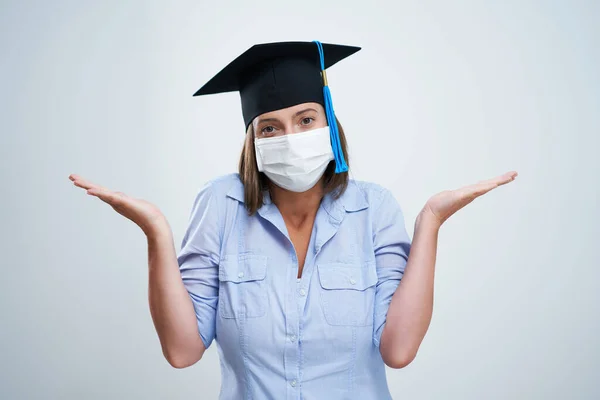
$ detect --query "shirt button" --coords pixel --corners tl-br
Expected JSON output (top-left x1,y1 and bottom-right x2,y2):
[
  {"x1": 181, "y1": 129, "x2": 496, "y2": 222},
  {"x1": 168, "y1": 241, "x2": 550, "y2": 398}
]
[
  {"x1": 299, "y1": 288, "x2": 306, "y2": 297},
  {"x1": 290, "y1": 379, "x2": 297, "y2": 387},
  {"x1": 238, "y1": 272, "x2": 244, "y2": 278},
  {"x1": 349, "y1": 277, "x2": 356, "y2": 285},
  {"x1": 290, "y1": 334, "x2": 297, "y2": 342}
]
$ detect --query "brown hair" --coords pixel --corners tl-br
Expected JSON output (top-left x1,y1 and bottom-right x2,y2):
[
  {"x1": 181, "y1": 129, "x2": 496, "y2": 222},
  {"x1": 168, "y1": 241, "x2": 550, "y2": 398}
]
[{"x1": 238, "y1": 117, "x2": 350, "y2": 215}]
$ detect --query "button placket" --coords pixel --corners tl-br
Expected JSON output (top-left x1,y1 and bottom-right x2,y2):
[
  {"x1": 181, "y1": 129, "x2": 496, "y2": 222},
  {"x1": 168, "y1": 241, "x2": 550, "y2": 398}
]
[{"x1": 284, "y1": 256, "x2": 302, "y2": 399}]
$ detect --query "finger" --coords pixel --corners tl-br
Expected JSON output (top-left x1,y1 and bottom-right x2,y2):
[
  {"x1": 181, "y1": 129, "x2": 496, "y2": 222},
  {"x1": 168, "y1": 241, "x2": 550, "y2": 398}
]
[
  {"x1": 458, "y1": 181, "x2": 499, "y2": 199},
  {"x1": 70, "y1": 174, "x2": 95, "y2": 190},
  {"x1": 70, "y1": 174, "x2": 112, "y2": 192},
  {"x1": 460, "y1": 171, "x2": 519, "y2": 198},
  {"x1": 492, "y1": 171, "x2": 518, "y2": 186},
  {"x1": 72, "y1": 177, "x2": 101, "y2": 191},
  {"x1": 457, "y1": 170, "x2": 518, "y2": 196},
  {"x1": 473, "y1": 171, "x2": 518, "y2": 187},
  {"x1": 455, "y1": 180, "x2": 497, "y2": 198},
  {"x1": 87, "y1": 187, "x2": 126, "y2": 206},
  {"x1": 70, "y1": 174, "x2": 87, "y2": 188}
]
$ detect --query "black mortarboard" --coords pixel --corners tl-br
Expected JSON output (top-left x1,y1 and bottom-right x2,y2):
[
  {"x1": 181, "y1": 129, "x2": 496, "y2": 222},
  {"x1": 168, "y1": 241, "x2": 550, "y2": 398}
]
[
  {"x1": 193, "y1": 41, "x2": 360, "y2": 129},
  {"x1": 193, "y1": 41, "x2": 360, "y2": 173}
]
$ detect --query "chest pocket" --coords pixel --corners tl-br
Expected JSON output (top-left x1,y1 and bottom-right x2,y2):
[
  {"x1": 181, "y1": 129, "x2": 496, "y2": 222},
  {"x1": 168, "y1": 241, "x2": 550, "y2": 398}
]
[
  {"x1": 219, "y1": 254, "x2": 268, "y2": 319},
  {"x1": 317, "y1": 262, "x2": 378, "y2": 326}
]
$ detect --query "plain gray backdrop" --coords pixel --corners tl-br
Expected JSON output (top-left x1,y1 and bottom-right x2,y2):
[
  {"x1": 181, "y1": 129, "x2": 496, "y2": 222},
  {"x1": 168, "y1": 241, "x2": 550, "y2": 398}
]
[{"x1": 1, "y1": 0, "x2": 599, "y2": 399}]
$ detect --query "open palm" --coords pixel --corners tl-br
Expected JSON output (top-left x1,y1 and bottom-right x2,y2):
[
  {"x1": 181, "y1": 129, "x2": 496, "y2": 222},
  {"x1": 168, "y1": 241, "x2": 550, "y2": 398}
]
[
  {"x1": 423, "y1": 171, "x2": 518, "y2": 226},
  {"x1": 69, "y1": 174, "x2": 166, "y2": 235}
]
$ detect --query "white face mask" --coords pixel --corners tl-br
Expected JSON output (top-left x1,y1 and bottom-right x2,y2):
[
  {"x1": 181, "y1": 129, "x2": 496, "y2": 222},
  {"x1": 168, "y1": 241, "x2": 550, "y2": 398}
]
[{"x1": 254, "y1": 126, "x2": 335, "y2": 192}]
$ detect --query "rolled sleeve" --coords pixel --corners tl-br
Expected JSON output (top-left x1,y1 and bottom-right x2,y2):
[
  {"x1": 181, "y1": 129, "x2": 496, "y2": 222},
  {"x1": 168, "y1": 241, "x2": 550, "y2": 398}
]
[
  {"x1": 177, "y1": 181, "x2": 222, "y2": 349},
  {"x1": 372, "y1": 189, "x2": 412, "y2": 348}
]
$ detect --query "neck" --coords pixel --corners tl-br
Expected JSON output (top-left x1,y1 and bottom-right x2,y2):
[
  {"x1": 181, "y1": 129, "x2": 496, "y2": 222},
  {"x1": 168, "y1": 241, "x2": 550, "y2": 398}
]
[{"x1": 269, "y1": 179, "x2": 324, "y2": 229}]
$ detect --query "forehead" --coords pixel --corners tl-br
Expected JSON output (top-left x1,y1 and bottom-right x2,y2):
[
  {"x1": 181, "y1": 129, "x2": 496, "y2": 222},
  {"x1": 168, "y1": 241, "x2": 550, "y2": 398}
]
[{"x1": 255, "y1": 102, "x2": 324, "y2": 122}]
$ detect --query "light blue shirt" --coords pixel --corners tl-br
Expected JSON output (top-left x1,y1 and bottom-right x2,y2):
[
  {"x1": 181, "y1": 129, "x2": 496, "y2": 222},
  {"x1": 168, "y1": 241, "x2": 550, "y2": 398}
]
[{"x1": 177, "y1": 173, "x2": 411, "y2": 399}]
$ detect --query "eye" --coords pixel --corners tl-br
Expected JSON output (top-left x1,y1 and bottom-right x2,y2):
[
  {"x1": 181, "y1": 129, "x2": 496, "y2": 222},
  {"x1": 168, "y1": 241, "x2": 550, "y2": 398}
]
[
  {"x1": 300, "y1": 117, "x2": 314, "y2": 126},
  {"x1": 261, "y1": 126, "x2": 276, "y2": 136}
]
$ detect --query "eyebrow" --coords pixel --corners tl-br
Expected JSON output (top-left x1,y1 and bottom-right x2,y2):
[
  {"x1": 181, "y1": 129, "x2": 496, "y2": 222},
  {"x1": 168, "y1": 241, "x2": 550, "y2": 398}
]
[{"x1": 257, "y1": 108, "x2": 318, "y2": 125}]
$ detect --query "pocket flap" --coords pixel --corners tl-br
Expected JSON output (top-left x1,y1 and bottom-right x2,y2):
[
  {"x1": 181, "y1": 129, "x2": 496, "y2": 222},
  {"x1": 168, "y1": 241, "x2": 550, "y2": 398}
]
[
  {"x1": 317, "y1": 263, "x2": 377, "y2": 291},
  {"x1": 219, "y1": 254, "x2": 268, "y2": 283}
]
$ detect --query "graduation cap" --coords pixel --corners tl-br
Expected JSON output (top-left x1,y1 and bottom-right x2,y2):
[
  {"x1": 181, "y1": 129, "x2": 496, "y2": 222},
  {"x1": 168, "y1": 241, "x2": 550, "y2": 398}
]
[{"x1": 193, "y1": 41, "x2": 361, "y2": 173}]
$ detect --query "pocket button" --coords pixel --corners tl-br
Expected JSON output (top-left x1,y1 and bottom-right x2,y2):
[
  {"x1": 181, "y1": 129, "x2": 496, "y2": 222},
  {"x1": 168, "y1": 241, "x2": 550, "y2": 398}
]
[{"x1": 317, "y1": 262, "x2": 378, "y2": 326}]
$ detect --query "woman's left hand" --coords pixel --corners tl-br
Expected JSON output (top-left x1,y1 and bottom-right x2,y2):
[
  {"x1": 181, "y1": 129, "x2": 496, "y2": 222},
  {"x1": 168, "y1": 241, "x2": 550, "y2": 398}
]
[{"x1": 421, "y1": 170, "x2": 518, "y2": 227}]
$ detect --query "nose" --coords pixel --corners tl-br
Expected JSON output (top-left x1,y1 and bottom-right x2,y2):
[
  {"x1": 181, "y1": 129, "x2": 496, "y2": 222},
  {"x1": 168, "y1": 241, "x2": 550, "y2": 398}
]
[{"x1": 283, "y1": 121, "x2": 306, "y2": 135}]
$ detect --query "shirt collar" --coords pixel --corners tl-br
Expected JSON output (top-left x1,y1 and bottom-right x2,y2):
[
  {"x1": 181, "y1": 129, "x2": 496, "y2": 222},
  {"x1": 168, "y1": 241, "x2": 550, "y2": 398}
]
[{"x1": 226, "y1": 178, "x2": 369, "y2": 215}]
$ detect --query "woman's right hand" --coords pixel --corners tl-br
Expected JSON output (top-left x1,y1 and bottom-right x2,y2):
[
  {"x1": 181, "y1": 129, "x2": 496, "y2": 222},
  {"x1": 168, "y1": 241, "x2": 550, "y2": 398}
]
[{"x1": 69, "y1": 174, "x2": 168, "y2": 236}]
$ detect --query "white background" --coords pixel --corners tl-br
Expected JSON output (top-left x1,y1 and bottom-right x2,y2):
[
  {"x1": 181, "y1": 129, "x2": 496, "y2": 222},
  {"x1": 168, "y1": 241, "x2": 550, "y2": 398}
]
[{"x1": 1, "y1": 0, "x2": 599, "y2": 398}]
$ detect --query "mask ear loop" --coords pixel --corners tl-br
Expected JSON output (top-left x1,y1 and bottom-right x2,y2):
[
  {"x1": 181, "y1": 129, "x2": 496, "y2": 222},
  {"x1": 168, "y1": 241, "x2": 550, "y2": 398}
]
[
  {"x1": 254, "y1": 139, "x2": 264, "y2": 172},
  {"x1": 312, "y1": 40, "x2": 348, "y2": 174}
]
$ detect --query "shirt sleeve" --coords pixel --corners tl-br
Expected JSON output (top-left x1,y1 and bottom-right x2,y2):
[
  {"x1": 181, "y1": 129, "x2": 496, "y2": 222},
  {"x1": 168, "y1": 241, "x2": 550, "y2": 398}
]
[
  {"x1": 372, "y1": 188, "x2": 412, "y2": 348},
  {"x1": 177, "y1": 181, "x2": 222, "y2": 349}
]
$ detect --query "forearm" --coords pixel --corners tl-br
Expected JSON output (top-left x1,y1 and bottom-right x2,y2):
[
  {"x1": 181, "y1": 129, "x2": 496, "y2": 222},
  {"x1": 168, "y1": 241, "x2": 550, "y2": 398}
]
[
  {"x1": 380, "y1": 209, "x2": 440, "y2": 368},
  {"x1": 147, "y1": 219, "x2": 206, "y2": 368}
]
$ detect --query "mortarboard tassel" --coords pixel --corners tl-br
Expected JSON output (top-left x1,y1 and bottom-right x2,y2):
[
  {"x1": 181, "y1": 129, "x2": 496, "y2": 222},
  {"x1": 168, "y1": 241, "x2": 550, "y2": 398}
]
[{"x1": 313, "y1": 40, "x2": 348, "y2": 174}]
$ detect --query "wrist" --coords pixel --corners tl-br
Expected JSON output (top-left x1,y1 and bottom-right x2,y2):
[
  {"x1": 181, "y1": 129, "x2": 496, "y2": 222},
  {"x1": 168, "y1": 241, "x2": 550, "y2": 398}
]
[
  {"x1": 416, "y1": 207, "x2": 442, "y2": 232},
  {"x1": 143, "y1": 215, "x2": 171, "y2": 238}
]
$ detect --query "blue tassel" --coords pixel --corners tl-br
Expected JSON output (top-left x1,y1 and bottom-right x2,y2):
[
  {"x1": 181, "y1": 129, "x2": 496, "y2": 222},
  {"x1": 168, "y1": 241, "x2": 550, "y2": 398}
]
[{"x1": 313, "y1": 40, "x2": 348, "y2": 173}]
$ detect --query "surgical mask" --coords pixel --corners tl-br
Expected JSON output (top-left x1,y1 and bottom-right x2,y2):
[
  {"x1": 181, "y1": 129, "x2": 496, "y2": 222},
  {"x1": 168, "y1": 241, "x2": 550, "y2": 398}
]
[{"x1": 254, "y1": 126, "x2": 335, "y2": 192}]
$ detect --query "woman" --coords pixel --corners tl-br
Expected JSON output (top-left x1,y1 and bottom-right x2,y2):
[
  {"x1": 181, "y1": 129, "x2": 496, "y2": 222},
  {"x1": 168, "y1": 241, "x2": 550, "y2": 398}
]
[{"x1": 69, "y1": 41, "x2": 517, "y2": 399}]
